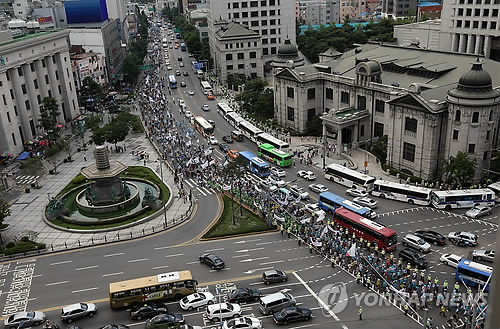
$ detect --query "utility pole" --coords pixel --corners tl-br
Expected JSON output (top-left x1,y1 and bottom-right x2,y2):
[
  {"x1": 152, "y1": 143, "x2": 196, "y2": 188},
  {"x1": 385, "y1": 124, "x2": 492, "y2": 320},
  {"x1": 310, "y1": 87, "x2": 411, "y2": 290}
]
[{"x1": 322, "y1": 112, "x2": 328, "y2": 169}]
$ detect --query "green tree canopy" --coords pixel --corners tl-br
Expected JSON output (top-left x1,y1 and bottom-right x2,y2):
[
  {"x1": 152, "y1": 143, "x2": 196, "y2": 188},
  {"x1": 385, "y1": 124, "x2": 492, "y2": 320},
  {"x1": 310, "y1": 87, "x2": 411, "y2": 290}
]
[
  {"x1": 38, "y1": 97, "x2": 61, "y2": 141},
  {"x1": 440, "y1": 151, "x2": 477, "y2": 187}
]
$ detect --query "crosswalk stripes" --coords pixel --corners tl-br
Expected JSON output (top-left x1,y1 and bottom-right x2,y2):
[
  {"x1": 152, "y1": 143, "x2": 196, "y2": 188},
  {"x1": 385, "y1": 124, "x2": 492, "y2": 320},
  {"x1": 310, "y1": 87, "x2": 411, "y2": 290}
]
[
  {"x1": 15, "y1": 175, "x2": 39, "y2": 185},
  {"x1": 184, "y1": 178, "x2": 217, "y2": 197}
]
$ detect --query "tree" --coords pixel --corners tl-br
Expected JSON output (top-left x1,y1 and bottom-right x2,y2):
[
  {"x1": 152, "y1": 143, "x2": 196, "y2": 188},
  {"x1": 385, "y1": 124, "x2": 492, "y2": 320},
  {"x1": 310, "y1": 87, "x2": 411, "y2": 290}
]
[
  {"x1": 0, "y1": 198, "x2": 12, "y2": 242},
  {"x1": 23, "y1": 157, "x2": 44, "y2": 187},
  {"x1": 44, "y1": 140, "x2": 63, "y2": 174},
  {"x1": 369, "y1": 135, "x2": 388, "y2": 164},
  {"x1": 60, "y1": 136, "x2": 74, "y2": 161},
  {"x1": 222, "y1": 157, "x2": 247, "y2": 225},
  {"x1": 440, "y1": 152, "x2": 477, "y2": 187},
  {"x1": 122, "y1": 53, "x2": 141, "y2": 83},
  {"x1": 89, "y1": 127, "x2": 108, "y2": 146},
  {"x1": 305, "y1": 115, "x2": 322, "y2": 136},
  {"x1": 82, "y1": 77, "x2": 103, "y2": 98},
  {"x1": 38, "y1": 97, "x2": 61, "y2": 141},
  {"x1": 106, "y1": 118, "x2": 130, "y2": 148}
]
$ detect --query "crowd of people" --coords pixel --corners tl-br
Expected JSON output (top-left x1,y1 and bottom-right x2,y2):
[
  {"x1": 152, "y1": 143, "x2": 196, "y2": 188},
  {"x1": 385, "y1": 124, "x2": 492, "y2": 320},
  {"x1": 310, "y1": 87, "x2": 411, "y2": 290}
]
[{"x1": 136, "y1": 21, "x2": 488, "y2": 329}]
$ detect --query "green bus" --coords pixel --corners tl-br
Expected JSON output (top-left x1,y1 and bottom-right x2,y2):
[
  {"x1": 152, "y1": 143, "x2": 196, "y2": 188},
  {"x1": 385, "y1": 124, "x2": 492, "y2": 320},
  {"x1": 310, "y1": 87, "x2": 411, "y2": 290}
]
[{"x1": 258, "y1": 143, "x2": 293, "y2": 167}]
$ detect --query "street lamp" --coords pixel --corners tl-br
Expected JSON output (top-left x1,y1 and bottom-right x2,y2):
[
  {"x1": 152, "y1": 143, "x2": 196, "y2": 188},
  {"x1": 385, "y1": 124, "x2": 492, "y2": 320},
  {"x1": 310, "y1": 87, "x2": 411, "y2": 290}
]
[{"x1": 159, "y1": 158, "x2": 167, "y2": 227}]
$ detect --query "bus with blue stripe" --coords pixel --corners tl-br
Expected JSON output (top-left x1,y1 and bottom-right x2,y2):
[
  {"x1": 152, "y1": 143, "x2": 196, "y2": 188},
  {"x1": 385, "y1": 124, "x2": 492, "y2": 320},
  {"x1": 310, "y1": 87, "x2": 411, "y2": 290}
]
[
  {"x1": 168, "y1": 75, "x2": 177, "y2": 89},
  {"x1": 456, "y1": 259, "x2": 492, "y2": 292},
  {"x1": 238, "y1": 151, "x2": 270, "y2": 178},
  {"x1": 318, "y1": 191, "x2": 377, "y2": 219},
  {"x1": 372, "y1": 180, "x2": 432, "y2": 205},
  {"x1": 431, "y1": 188, "x2": 495, "y2": 209}
]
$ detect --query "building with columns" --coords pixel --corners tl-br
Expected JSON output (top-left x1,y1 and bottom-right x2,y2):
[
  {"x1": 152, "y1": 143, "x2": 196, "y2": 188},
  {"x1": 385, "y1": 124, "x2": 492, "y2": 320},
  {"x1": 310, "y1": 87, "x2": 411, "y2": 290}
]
[
  {"x1": 0, "y1": 29, "x2": 79, "y2": 155},
  {"x1": 273, "y1": 42, "x2": 500, "y2": 183}
]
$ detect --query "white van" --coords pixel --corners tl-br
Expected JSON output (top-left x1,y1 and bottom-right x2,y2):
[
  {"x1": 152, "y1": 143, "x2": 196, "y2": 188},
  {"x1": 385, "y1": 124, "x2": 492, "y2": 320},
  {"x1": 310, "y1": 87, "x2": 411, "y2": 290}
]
[{"x1": 197, "y1": 70, "x2": 204, "y2": 79}]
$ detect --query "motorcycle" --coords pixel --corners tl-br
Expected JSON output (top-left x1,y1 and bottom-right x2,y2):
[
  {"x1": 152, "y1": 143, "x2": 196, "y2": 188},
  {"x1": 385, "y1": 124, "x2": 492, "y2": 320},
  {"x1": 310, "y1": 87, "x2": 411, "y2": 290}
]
[{"x1": 43, "y1": 321, "x2": 60, "y2": 329}]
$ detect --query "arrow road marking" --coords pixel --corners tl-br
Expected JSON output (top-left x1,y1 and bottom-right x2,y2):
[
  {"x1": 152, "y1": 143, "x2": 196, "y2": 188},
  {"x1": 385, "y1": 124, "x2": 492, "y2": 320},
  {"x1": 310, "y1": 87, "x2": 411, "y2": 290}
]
[{"x1": 239, "y1": 257, "x2": 269, "y2": 263}]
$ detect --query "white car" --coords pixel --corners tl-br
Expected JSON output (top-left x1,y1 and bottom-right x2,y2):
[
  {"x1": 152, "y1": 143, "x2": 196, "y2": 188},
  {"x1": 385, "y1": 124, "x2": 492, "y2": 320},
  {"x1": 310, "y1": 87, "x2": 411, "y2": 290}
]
[
  {"x1": 345, "y1": 188, "x2": 368, "y2": 198},
  {"x1": 180, "y1": 62, "x2": 184, "y2": 67},
  {"x1": 353, "y1": 196, "x2": 378, "y2": 209},
  {"x1": 167, "y1": 66, "x2": 172, "y2": 70},
  {"x1": 309, "y1": 183, "x2": 328, "y2": 193},
  {"x1": 179, "y1": 292, "x2": 215, "y2": 311},
  {"x1": 472, "y1": 249, "x2": 495, "y2": 262},
  {"x1": 268, "y1": 175, "x2": 286, "y2": 188},
  {"x1": 188, "y1": 90, "x2": 195, "y2": 95},
  {"x1": 222, "y1": 316, "x2": 263, "y2": 329},
  {"x1": 185, "y1": 110, "x2": 192, "y2": 118},
  {"x1": 202, "y1": 104, "x2": 210, "y2": 111},
  {"x1": 209, "y1": 136, "x2": 218, "y2": 145},
  {"x1": 289, "y1": 185, "x2": 309, "y2": 200},
  {"x1": 257, "y1": 180, "x2": 278, "y2": 193},
  {"x1": 448, "y1": 231, "x2": 478, "y2": 246},
  {"x1": 297, "y1": 170, "x2": 316, "y2": 181},
  {"x1": 270, "y1": 167, "x2": 286, "y2": 177},
  {"x1": 205, "y1": 303, "x2": 242, "y2": 321},
  {"x1": 179, "y1": 100, "x2": 185, "y2": 107},
  {"x1": 440, "y1": 253, "x2": 462, "y2": 268},
  {"x1": 465, "y1": 206, "x2": 491, "y2": 219},
  {"x1": 304, "y1": 203, "x2": 320, "y2": 214},
  {"x1": 165, "y1": 61, "x2": 170, "y2": 65}
]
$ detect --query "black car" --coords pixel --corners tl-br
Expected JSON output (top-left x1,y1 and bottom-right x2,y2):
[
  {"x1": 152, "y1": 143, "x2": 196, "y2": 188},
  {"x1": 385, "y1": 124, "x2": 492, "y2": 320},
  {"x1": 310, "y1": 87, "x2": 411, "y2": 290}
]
[
  {"x1": 177, "y1": 57, "x2": 183, "y2": 61},
  {"x1": 130, "y1": 305, "x2": 168, "y2": 320},
  {"x1": 199, "y1": 253, "x2": 225, "y2": 270},
  {"x1": 222, "y1": 135, "x2": 233, "y2": 143},
  {"x1": 183, "y1": 71, "x2": 189, "y2": 76},
  {"x1": 262, "y1": 269, "x2": 287, "y2": 284},
  {"x1": 399, "y1": 248, "x2": 428, "y2": 268},
  {"x1": 414, "y1": 230, "x2": 446, "y2": 246},
  {"x1": 145, "y1": 313, "x2": 184, "y2": 329},
  {"x1": 228, "y1": 288, "x2": 263, "y2": 303},
  {"x1": 219, "y1": 143, "x2": 230, "y2": 152},
  {"x1": 273, "y1": 306, "x2": 312, "y2": 324}
]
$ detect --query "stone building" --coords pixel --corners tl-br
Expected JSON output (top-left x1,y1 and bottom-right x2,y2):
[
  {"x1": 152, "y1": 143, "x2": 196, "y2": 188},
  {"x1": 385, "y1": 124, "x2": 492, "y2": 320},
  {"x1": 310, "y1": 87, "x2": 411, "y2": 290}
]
[{"x1": 273, "y1": 42, "x2": 500, "y2": 182}]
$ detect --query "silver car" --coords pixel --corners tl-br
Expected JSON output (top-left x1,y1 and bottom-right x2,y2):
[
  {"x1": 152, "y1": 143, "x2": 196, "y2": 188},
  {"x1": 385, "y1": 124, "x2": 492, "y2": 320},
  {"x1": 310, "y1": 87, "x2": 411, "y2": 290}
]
[
  {"x1": 4, "y1": 311, "x2": 46, "y2": 328},
  {"x1": 465, "y1": 206, "x2": 491, "y2": 219},
  {"x1": 61, "y1": 302, "x2": 97, "y2": 323},
  {"x1": 402, "y1": 234, "x2": 431, "y2": 253},
  {"x1": 309, "y1": 183, "x2": 328, "y2": 193},
  {"x1": 353, "y1": 196, "x2": 378, "y2": 209},
  {"x1": 472, "y1": 249, "x2": 495, "y2": 262}
]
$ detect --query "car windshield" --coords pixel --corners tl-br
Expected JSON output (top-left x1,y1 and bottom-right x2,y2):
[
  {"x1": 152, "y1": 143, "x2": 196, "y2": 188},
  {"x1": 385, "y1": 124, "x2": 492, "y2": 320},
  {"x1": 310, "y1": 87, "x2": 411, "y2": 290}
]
[
  {"x1": 80, "y1": 303, "x2": 88, "y2": 310},
  {"x1": 418, "y1": 239, "x2": 425, "y2": 245},
  {"x1": 226, "y1": 304, "x2": 233, "y2": 311}
]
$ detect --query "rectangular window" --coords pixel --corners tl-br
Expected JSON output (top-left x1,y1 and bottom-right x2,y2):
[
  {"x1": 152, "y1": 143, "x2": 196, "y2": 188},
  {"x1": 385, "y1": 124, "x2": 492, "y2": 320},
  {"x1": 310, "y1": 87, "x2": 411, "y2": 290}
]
[
  {"x1": 403, "y1": 142, "x2": 416, "y2": 162},
  {"x1": 234, "y1": 12, "x2": 239, "y2": 18},
  {"x1": 468, "y1": 143, "x2": 476, "y2": 153},
  {"x1": 287, "y1": 106, "x2": 294, "y2": 121},
  {"x1": 375, "y1": 99, "x2": 385, "y2": 113},
  {"x1": 45, "y1": 75, "x2": 49, "y2": 84},
  {"x1": 25, "y1": 100, "x2": 31, "y2": 111},
  {"x1": 307, "y1": 108, "x2": 316, "y2": 121},
  {"x1": 251, "y1": 11, "x2": 258, "y2": 17},
  {"x1": 250, "y1": 1, "x2": 258, "y2": 7},
  {"x1": 261, "y1": 20, "x2": 267, "y2": 26},
  {"x1": 307, "y1": 88, "x2": 315, "y2": 100},
  {"x1": 483, "y1": 151, "x2": 488, "y2": 160},
  {"x1": 242, "y1": 12, "x2": 248, "y2": 18},
  {"x1": 37, "y1": 94, "x2": 41, "y2": 104},
  {"x1": 287, "y1": 87, "x2": 294, "y2": 98},
  {"x1": 18, "y1": 67, "x2": 23, "y2": 76},
  {"x1": 21, "y1": 84, "x2": 27, "y2": 94},
  {"x1": 326, "y1": 87, "x2": 333, "y2": 100},
  {"x1": 453, "y1": 129, "x2": 459, "y2": 141},
  {"x1": 251, "y1": 20, "x2": 259, "y2": 27},
  {"x1": 34, "y1": 79, "x2": 38, "y2": 89},
  {"x1": 58, "y1": 85, "x2": 61, "y2": 94},
  {"x1": 261, "y1": 10, "x2": 267, "y2": 16},
  {"x1": 42, "y1": 59, "x2": 46, "y2": 68},
  {"x1": 2, "y1": 94, "x2": 6, "y2": 105},
  {"x1": 12, "y1": 133, "x2": 16, "y2": 146},
  {"x1": 6, "y1": 111, "x2": 11, "y2": 122},
  {"x1": 14, "y1": 106, "x2": 18, "y2": 116},
  {"x1": 226, "y1": 65, "x2": 233, "y2": 70},
  {"x1": 55, "y1": 70, "x2": 59, "y2": 80},
  {"x1": 341, "y1": 91, "x2": 349, "y2": 104},
  {"x1": 263, "y1": 48, "x2": 268, "y2": 55},
  {"x1": 271, "y1": 47, "x2": 276, "y2": 54},
  {"x1": 10, "y1": 89, "x2": 14, "y2": 100},
  {"x1": 242, "y1": 1, "x2": 248, "y2": 7},
  {"x1": 487, "y1": 130, "x2": 491, "y2": 140},
  {"x1": 226, "y1": 54, "x2": 233, "y2": 61},
  {"x1": 374, "y1": 122, "x2": 384, "y2": 138},
  {"x1": 238, "y1": 64, "x2": 244, "y2": 69},
  {"x1": 250, "y1": 51, "x2": 257, "y2": 58},
  {"x1": 405, "y1": 117, "x2": 418, "y2": 133},
  {"x1": 30, "y1": 63, "x2": 35, "y2": 72},
  {"x1": 357, "y1": 95, "x2": 366, "y2": 110},
  {"x1": 237, "y1": 53, "x2": 244, "y2": 60}
]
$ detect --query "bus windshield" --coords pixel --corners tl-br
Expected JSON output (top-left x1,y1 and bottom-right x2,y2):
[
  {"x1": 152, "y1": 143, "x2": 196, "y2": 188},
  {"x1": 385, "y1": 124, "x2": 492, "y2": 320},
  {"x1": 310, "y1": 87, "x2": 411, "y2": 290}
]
[{"x1": 168, "y1": 75, "x2": 177, "y2": 89}]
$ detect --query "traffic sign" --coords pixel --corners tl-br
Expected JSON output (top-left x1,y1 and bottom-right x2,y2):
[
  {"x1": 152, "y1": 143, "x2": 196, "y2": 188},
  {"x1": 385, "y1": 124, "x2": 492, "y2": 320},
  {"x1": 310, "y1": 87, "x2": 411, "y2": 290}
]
[
  {"x1": 139, "y1": 65, "x2": 152, "y2": 71},
  {"x1": 193, "y1": 62, "x2": 204, "y2": 70}
]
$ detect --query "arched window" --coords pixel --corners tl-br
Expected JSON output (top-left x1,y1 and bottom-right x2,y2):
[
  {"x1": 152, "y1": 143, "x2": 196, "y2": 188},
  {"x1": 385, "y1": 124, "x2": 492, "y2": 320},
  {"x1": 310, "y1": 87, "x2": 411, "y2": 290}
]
[
  {"x1": 472, "y1": 111, "x2": 479, "y2": 123},
  {"x1": 489, "y1": 110, "x2": 494, "y2": 122},
  {"x1": 455, "y1": 110, "x2": 461, "y2": 122}
]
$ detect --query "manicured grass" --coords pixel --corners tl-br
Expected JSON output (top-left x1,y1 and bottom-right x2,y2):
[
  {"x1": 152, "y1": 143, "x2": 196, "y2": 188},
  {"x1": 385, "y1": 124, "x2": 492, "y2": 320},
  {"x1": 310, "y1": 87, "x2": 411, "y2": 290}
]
[{"x1": 203, "y1": 195, "x2": 273, "y2": 239}]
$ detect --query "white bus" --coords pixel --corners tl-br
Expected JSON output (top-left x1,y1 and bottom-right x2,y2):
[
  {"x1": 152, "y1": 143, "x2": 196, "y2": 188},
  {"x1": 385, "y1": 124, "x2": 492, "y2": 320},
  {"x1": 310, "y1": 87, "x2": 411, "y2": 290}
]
[
  {"x1": 193, "y1": 116, "x2": 214, "y2": 137},
  {"x1": 256, "y1": 133, "x2": 289, "y2": 150},
  {"x1": 430, "y1": 188, "x2": 495, "y2": 209},
  {"x1": 217, "y1": 102, "x2": 233, "y2": 118},
  {"x1": 200, "y1": 81, "x2": 212, "y2": 95},
  {"x1": 487, "y1": 181, "x2": 500, "y2": 203},
  {"x1": 324, "y1": 163, "x2": 376, "y2": 192},
  {"x1": 372, "y1": 180, "x2": 432, "y2": 205},
  {"x1": 238, "y1": 120, "x2": 263, "y2": 142},
  {"x1": 226, "y1": 111, "x2": 245, "y2": 128}
]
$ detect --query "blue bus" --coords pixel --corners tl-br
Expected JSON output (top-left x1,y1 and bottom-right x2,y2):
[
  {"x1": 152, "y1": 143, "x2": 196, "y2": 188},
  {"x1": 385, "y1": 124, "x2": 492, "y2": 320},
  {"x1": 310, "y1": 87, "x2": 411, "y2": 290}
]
[
  {"x1": 318, "y1": 192, "x2": 377, "y2": 219},
  {"x1": 168, "y1": 74, "x2": 177, "y2": 89},
  {"x1": 180, "y1": 43, "x2": 186, "y2": 51},
  {"x1": 238, "y1": 151, "x2": 270, "y2": 178},
  {"x1": 456, "y1": 259, "x2": 492, "y2": 292}
]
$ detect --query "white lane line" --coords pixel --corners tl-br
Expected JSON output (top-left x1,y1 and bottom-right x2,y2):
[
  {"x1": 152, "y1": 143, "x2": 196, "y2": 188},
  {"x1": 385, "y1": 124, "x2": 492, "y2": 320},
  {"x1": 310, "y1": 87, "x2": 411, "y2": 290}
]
[
  {"x1": 75, "y1": 265, "x2": 99, "y2": 271},
  {"x1": 165, "y1": 253, "x2": 184, "y2": 258},
  {"x1": 128, "y1": 258, "x2": 149, "y2": 263},
  {"x1": 232, "y1": 254, "x2": 250, "y2": 258},
  {"x1": 32, "y1": 274, "x2": 42, "y2": 278},
  {"x1": 50, "y1": 260, "x2": 72, "y2": 266},
  {"x1": 205, "y1": 248, "x2": 224, "y2": 252},
  {"x1": 104, "y1": 252, "x2": 124, "y2": 257},
  {"x1": 209, "y1": 268, "x2": 231, "y2": 273},
  {"x1": 153, "y1": 265, "x2": 170, "y2": 270},
  {"x1": 233, "y1": 239, "x2": 261, "y2": 244},
  {"x1": 72, "y1": 287, "x2": 99, "y2": 294},
  {"x1": 256, "y1": 241, "x2": 273, "y2": 246},
  {"x1": 46, "y1": 281, "x2": 68, "y2": 286},
  {"x1": 102, "y1": 272, "x2": 124, "y2": 277},
  {"x1": 260, "y1": 260, "x2": 285, "y2": 266},
  {"x1": 186, "y1": 261, "x2": 199, "y2": 265},
  {"x1": 154, "y1": 246, "x2": 175, "y2": 250},
  {"x1": 293, "y1": 272, "x2": 341, "y2": 322},
  {"x1": 196, "y1": 187, "x2": 206, "y2": 196}
]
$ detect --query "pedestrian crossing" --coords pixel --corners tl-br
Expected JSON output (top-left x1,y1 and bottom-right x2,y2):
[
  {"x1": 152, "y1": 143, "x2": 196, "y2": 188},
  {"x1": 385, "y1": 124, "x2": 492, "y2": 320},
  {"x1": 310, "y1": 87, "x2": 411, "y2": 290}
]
[
  {"x1": 184, "y1": 173, "x2": 263, "y2": 197},
  {"x1": 16, "y1": 175, "x2": 39, "y2": 185}
]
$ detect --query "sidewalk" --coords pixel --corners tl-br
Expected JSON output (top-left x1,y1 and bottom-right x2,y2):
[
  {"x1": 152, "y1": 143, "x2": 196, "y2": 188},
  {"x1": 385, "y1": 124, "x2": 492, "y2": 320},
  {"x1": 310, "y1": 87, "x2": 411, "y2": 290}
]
[{"x1": 2, "y1": 132, "x2": 191, "y2": 254}]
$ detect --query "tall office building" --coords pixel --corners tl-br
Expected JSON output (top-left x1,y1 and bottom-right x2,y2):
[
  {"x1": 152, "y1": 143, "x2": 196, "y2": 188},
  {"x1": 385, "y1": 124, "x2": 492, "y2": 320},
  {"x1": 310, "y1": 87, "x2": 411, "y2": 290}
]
[
  {"x1": 381, "y1": 0, "x2": 418, "y2": 17},
  {"x1": 299, "y1": 0, "x2": 340, "y2": 25},
  {"x1": 207, "y1": 0, "x2": 296, "y2": 78},
  {"x1": 439, "y1": 1, "x2": 500, "y2": 62}
]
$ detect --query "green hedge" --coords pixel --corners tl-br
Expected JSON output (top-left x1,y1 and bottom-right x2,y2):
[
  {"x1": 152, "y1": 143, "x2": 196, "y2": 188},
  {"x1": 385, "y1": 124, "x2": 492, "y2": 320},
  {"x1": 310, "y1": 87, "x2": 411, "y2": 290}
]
[
  {"x1": 131, "y1": 115, "x2": 144, "y2": 133},
  {"x1": 3, "y1": 239, "x2": 46, "y2": 255}
]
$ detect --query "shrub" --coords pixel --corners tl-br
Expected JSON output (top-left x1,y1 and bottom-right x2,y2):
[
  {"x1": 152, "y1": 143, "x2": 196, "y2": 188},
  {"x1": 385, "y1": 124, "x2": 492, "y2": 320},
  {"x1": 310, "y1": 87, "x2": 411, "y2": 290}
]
[{"x1": 6, "y1": 242, "x2": 15, "y2": 248}]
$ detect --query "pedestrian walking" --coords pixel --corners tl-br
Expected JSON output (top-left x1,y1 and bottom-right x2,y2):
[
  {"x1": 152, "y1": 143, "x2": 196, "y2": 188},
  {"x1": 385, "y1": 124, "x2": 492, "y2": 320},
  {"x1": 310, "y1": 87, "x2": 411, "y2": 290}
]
[
  {"x1": 83, "y1": 154, "x2": 87, "y2": 161},
  {"x1": 358, "y1": 306, "x2": 363, "y2": 320}
]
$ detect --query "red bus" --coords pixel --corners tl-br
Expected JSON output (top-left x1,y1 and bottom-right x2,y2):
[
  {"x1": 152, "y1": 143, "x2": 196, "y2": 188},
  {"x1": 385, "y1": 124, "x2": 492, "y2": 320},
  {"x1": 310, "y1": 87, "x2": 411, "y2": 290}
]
[{"x1": 334, "y1": 208, "x2": 397, "y2": 251}]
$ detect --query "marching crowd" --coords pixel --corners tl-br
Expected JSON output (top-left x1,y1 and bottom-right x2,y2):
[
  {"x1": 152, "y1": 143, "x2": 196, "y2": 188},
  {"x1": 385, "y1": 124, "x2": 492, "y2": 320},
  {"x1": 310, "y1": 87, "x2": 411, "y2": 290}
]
[{"x1": 135, "y1": 22, "x2": 488, "y2": 329}]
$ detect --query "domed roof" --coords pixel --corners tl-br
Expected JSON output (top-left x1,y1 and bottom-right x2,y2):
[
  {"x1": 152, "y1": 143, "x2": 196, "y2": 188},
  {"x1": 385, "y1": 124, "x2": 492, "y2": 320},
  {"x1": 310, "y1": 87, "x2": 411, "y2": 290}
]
[
  {"x1": 278, "y1": 39, "x2": 298, "y2": 57},
  {"x1": 457, "y1": 59, "x2": 492, "y2": 92}
]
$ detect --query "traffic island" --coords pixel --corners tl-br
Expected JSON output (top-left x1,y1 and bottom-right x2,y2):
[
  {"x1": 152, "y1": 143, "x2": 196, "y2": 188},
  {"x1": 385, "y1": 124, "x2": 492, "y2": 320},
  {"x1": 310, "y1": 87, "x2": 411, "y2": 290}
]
[{"x1": 202, "y1": 195, "x2": 275, "y2": 239}]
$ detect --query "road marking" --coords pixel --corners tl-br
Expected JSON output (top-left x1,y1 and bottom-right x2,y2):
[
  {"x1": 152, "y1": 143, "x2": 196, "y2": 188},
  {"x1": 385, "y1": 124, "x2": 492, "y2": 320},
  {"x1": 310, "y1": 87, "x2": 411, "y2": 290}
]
[
  {"x1": 256, "y1": 241, "x2": 273, "y2": 245},
  {"x1": 50, "y1": 260, "x2": 72, "y2": 266},
  {"x1": 293, "y1": 272, "x2": 341, "y2": 321},
  {"x1": 186, "y1": 261, "x2": 199, "y2": 265},
  {"x1": 46, "y1": 281, "x2": 68, "y2": 286},
  {"x1": 233, "y1": 239, "x2": 261, "y2": 244},
  {"x1": 153, "y1": 265, "x2": 170, "y2": 270},
  {"x1": 128, "y1": 258, "x2": 149, "y2": 263},
  {"x1": 236, "y1": 247, "x2": 265, "y2": 253},
  {"x1": 72, "y1": 287, "x2": 98, "y2": 294},
  {"x1": 260, "y1": 260, "x2": 285, "y2": 266},
  {"x1": 232, "y1": 254, "x2": 250, "y2": 258},
  {"x1": 104, "y1": 252, "x2": 124, "y2": 257},
  {"x1": 165, "y1": 253, "x2": 184, "y2": 258},
  {"x1": 240, "y1": 257, "x2": 269, "y2": 263},
  {"x1": 154, "y1": 246, "x2": 176, "y2": 250},
  {"x1": 205, "y1": 248, "x2": 224, "y2": 252},
  {"x1": 209, "y1": 268, "x2": 231, "y2": 273},
  {"x1": 102, "y1": 272, "x2": 124, "y2": 277},
  {"x1": 196, "y1": 187, "x2": 206, "y2": 196},
  {"x1": 75, "y1": 265, "x2": 99, "y2": 271}
]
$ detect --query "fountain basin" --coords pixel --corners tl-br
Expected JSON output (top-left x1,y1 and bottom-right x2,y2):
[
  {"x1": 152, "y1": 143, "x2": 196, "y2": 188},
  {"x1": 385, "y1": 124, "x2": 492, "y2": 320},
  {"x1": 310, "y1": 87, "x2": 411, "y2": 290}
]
[{"x1": 76, "y1": 182, "x2": 140, "y2": 214}]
